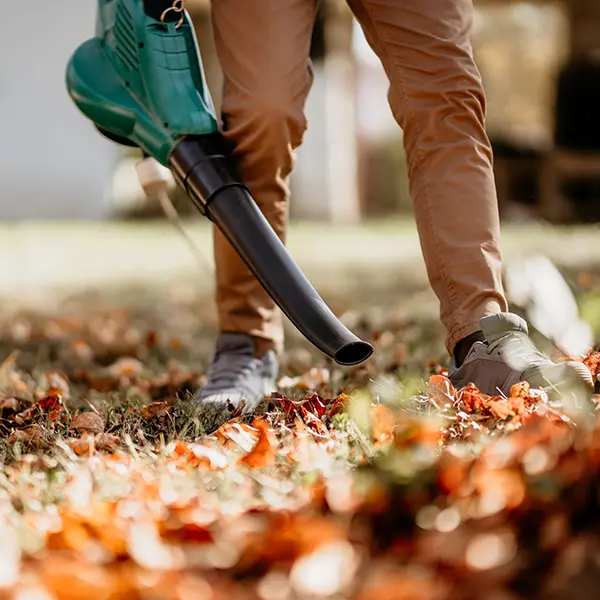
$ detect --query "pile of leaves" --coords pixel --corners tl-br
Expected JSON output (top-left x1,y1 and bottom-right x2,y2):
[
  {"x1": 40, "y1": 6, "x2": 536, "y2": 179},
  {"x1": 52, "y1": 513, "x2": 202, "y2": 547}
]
[{"x1": 0, "y1": 305, "x2": 600, "y2": 600}]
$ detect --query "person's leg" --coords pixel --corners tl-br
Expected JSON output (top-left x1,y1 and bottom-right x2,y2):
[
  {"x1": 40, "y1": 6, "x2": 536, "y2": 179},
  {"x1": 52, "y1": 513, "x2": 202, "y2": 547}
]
[
  {"x1": 347, "y1": 0, "x2": 506, "y2": 356},
  {"x1": 211, "y1": 0, "x2": 318, "y2": 358},
  {"x1": 347, "y1": 0, "x2": 592, "y2": 396},
  {"x1": 196, "y1": 0, "x2": 318, "y2": 420}
]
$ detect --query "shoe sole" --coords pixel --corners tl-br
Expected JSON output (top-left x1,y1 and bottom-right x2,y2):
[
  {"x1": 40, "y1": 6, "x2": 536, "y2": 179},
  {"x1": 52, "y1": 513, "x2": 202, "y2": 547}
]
[{"x1": 525, "y1": 360, "x2": 593, "y2": 394}]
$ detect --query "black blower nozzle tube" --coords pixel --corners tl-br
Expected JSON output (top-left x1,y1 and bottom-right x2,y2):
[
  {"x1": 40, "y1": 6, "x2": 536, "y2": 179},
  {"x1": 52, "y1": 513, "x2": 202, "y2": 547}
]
[{"x1": 170, "y1": 135, "x2": 374, "y2": 367}]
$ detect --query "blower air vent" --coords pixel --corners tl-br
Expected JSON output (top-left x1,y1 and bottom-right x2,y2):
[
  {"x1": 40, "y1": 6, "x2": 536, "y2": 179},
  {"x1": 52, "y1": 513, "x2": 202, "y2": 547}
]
[{"x1": 113, "y1": 1, "x2": 140, "y2": 73}]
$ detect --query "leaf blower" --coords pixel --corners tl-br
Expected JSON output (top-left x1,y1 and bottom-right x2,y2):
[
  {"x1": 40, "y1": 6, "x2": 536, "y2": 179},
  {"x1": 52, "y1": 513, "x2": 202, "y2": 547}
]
[{"x1": 65, "y1": 0, "x2": 374, "y2": 366}]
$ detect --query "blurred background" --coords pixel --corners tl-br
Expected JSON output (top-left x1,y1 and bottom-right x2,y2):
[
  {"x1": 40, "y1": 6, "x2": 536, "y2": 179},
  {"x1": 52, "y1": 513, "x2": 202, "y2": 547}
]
[
  {"x1": 1, "y1": 0, "x2": 600, "y2": 369},
  {"x1": 3, "y1": 0, "x2": 600, "y2": 223}
]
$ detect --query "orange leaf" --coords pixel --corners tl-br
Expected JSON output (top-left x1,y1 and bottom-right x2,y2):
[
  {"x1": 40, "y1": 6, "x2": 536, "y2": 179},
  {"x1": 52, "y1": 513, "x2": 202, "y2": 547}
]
[
  {"x1": 66, "y1": 434, "x2": 96, "y2": 456},
  {"x1": 326, "y1": 393, "x2": 349, "y2": 418},
  {"x1": 584, "y1": 352, "x2": 600, "y2": 380},
  {"x1": 215, "y1": 421, "x2": 259, "y2": 450},
  {"x1": 487, "y1": 399, "x2": 516, "y2": 421},
  {"x1": 172, "y1": 441, "x2": 227, "y2": 469},
  {"x1": 370, "y1": 405, "x2": 395, "y2": 444},
  {"x1": 238, "y1": 418, "x2": 275, "y2": 469},
  {"x1": 458, "y1": 383, "x2": 495, "y2": 413}
]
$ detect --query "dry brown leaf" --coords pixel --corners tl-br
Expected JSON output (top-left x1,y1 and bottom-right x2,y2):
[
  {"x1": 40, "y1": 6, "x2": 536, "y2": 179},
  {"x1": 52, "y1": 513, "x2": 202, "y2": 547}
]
[
  {"x1": 0, "y1": 350, "x2": 20, "y2": 387},
  {"x1": 106, "y1": 357, "x2": 145, "y2": 378},
  {"x1": 70, "y1": 338, "x2": 94, "y2": 362},
  {"x1": 69, "y1": 412, "x2": 105, "y2": 434},
  {"x1": 427, "y1": 374, "x2": 456, "y2": 407},
  {"x1": 9, "y1": 424, "x2": 45, "y2": 448},
  {"x1": 141, "y1": 401, "x2": 173, "y2": 420},
  {"x1": 238, "y1": 418, "x2": 275, "y2": 469},
  {"x1": 0, "y1": 397, "x2": 20, "y2": 411},
  {"x1": 14, "y1": 405, "x2": 36, "y2": 426},
  {"x1": 40, "y1": 372, "x2": 71, "y2": 399},
  {"x1": 94, "y1": 433, "x2": 120, "y2": 452}
]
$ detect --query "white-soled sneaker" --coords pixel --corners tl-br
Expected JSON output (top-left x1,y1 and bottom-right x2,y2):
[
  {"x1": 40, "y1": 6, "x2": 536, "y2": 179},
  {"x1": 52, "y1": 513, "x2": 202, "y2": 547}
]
[
  {"x1": 197, "y1": 332, "x2": 278, "y2": 419},
  {"x1": 448, "y1": 313, "x2": 593, "y2": 396}
]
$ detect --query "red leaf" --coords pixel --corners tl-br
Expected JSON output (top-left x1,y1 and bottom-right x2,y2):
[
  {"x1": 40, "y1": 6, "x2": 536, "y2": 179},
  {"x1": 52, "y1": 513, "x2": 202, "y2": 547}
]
[
  {"x1": 305, "y1": 393, "x2": 327, "y2": 419},
  {"x1": 38, "y1": 394, "x2": 63, "y2": 422}
]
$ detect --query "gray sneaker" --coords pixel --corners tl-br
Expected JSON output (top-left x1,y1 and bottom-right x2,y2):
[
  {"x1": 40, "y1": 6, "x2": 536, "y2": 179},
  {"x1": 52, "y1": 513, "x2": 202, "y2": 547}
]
[
  {"x1": 196, "y1": 333, "x2": 278, "y2": 418},
  {"x1": 448, "y1": 313, "x2": 593, "y2": 397}
]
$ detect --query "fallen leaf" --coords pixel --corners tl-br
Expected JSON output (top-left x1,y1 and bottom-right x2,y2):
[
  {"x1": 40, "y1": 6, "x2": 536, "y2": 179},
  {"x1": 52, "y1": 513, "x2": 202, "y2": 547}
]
[
  {"x1": 14, "y1": 405, "x2": 36, "y2": 426},
  {"x1": 458, "y1": 384, "x2": 487, "y2": 413},
  {"x1": 66, "y1": 434, "x2": 96, "y2": 456},
  {"x1": 69, "y1": 412, "x2": 105, "y2": 434},
  {"x1": 70, "y1": 338, "x2": 94, "y2": 362},
  {"x1": 145, "y1": 330, "x2": 159, "y2": 348},
  {"x1": 427, "y1": 374, "x2": 456, "y2": 407},
  {"x1": 141, "y1": 401, "x2": 173, "y2": 420},
  {"x1": 326, "y1": 393, "x2": 349, "y2": 419},
  {"x1": 0, "y1": 397, "x2": 20, "y2": 412},
  {"x1": 94, "y1": 433, "x2": 120, "y2": 452},
  {"x1": 171, "y1": 441, "x2": 228, "y2": 469},
  {"x1": 215, "y1": 421, "x2": 259, "y2": 450},
  {"x1": 238, "y1": 418, "x2": 275, "y2": 469},
  {"x1": 487, "y1": 398, "x2": 517, "y2": 421},
  {"x1": 583, "y1": 352, "x2": 600, "y2": 380},
  {"x1": 40, "y1": 372, "x2": 71, "y2": 399},
  {"x1": 38, "y1": 394, "x2": 63, "y2": 422},
  {"x1": 370, "y1": 405, "x2": 395, "y2": 444},
  {"x1": 0, "y1": 351, "x2": 20, "y2": 388},
  {"x1": 9, "y1": 424, "x2": 45, "y2": 448},
  {"x1": 106, "y1": 357, "x2": 145, "y2": 378}
]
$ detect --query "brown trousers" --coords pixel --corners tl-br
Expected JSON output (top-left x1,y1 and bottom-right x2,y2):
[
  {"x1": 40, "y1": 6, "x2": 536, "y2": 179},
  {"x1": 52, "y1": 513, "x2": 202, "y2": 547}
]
[{"x1": 210, "y1": 0, "x2": 508, "y2": 356}]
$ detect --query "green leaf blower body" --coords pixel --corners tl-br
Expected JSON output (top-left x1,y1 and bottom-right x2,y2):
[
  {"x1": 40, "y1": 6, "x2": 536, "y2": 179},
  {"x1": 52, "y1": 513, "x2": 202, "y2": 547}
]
[
  {"x1": 67, "y1": 0, "x2": 218, "y2": 165},
  {"x1": 66, "y1": 0, "x2": 373, "y2": 367}
]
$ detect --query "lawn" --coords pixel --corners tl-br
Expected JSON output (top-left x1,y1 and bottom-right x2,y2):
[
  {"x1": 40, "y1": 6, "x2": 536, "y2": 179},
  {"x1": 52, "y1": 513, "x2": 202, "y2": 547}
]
[{"x1": 0, "y1": 219, "x2": 599, "y2": 600}]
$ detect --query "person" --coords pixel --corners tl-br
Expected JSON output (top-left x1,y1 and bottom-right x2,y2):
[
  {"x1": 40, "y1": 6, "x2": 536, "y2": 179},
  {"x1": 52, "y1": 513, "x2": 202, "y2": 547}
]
[{"x1": 197, "y1": 0, "x2": 592, "y2": 411}]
